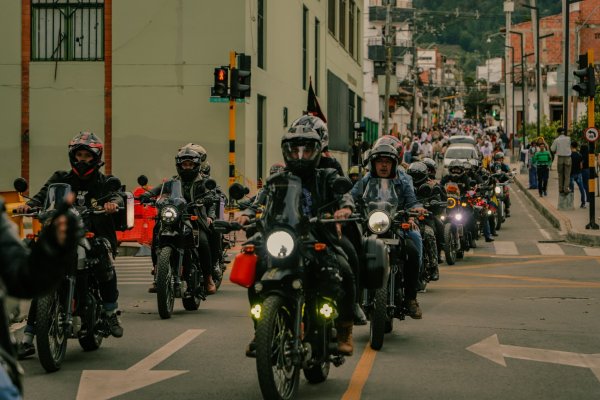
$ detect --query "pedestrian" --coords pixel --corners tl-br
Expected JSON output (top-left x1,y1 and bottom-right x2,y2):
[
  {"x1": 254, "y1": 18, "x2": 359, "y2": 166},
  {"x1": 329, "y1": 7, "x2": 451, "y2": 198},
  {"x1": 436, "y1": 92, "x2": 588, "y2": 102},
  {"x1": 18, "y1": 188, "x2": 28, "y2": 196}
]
[
  {"x1": 528, "y1": 141, "x2": 539, "y2": 189},
  {"x1": 569, "y1": 141, "x2": 586, "y2": 208},
  {"x1": 532, "y1": 142, "x2": 552, "y2": 197},
  {"x1": 550, "y1": 128, "x2": 572, "y2": 194},
  {"x1": 581, "y1": 142, "x2": 590, "y2": 197}
]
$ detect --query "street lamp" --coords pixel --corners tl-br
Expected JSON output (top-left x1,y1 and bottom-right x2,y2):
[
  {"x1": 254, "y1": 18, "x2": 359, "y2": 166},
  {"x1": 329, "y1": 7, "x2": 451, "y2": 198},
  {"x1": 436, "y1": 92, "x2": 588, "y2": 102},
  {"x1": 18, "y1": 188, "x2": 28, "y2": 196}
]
[{"x1": 505, "y1": 44, "x2": 516, "y2": 155}]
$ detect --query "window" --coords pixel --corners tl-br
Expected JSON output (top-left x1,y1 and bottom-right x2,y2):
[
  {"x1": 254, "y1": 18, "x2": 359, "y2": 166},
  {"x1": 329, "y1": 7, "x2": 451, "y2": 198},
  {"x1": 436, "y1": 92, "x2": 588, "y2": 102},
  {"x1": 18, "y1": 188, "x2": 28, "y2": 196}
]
[
  {"x1": 314, "y1": 18, "x2": 320, "y2": 95},
  {"x1": 302, "y1": 6, "x2": 308, "y2": 90},
  {"x1": 328, "y1": 0, "x2": 335, "y2": 35},
  {"x1": 31, "y1": 0, "x2": 104, "y2": 61},
  {"x1": 339, "y1": 0, "x2": 346, "y2": 46},
  {"x1": 355, "y1": 7, "x2": 361, "y2": 61},
  {"x1": 257, "y1": 95, "x2": 267, "y2": 181},
  {"x1": 257, "y1": 0, "x2": 265, "y2": 69},
  {"x1": 348, "y1": 0, "x2": 355, "y2": 56}
]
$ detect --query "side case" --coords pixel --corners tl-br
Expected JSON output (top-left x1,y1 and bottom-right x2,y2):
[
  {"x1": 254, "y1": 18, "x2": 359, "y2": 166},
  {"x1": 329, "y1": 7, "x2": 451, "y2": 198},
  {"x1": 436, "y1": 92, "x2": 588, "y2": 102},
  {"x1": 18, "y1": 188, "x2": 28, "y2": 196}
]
[{"x1": 361, "y1": 234, "x2": 390, "y2": 289}]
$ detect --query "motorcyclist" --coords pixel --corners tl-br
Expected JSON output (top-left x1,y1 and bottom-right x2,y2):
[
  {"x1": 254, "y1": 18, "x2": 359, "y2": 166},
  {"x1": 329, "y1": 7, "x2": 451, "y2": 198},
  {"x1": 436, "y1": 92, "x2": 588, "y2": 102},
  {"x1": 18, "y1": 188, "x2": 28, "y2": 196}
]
[
  {"x1": 489, "y1": 152, "x2": 512, "y2": 217},
  {"x1": 16, "y1": 132, "x2": 124, "y2": 359},
  {"x1": 351, "y1": 143, "x2": 425, "y2": 319},
  {"x1": 348, "y1": 165, "x2": 361, "y2": 184},
  {"x1": 235, "y1": 125, "x2": 357, "y2": 356},
  {"x1": 141, "y1": 147, "x2": 218, "y2": 295},
  {"x1": 1, "y1": 196, "x2": 80, "y2": 398}
]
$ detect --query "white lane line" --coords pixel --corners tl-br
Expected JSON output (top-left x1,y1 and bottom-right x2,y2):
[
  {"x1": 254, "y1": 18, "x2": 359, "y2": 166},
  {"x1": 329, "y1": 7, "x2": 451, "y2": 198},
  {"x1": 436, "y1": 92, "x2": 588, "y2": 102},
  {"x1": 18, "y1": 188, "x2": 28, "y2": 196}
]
[
  {"x1": 538, "y1": 229, "x2": 552, "y2": 240},
  {"x1": 494, "y1": 241, "x2": 519, "y2": 255},
  {"x1": 514, "y1": 186, "x2": 553, "y2": 240},
  {"x1": 536, "y1": 243, "x2": 565, "y2": 256},
  {"x1": 583, "y1": 247, "x2": 600, "y2": 257}
]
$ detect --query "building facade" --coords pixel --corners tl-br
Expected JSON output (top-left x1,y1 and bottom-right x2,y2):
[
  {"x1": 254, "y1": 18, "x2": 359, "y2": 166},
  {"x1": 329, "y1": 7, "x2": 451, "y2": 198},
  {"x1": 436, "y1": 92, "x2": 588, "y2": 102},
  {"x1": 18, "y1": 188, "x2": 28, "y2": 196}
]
[{"x1": 0, "y1": 0, "x2": 363, "y2": 194}]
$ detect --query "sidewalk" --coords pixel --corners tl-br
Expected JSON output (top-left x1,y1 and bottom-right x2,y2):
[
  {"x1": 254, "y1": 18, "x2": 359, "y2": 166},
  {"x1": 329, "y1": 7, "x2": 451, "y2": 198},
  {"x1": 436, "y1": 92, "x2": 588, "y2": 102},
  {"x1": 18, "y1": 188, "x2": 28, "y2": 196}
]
[{"x1": 511, "y1": 158, "x2": 600, "y2": 247}]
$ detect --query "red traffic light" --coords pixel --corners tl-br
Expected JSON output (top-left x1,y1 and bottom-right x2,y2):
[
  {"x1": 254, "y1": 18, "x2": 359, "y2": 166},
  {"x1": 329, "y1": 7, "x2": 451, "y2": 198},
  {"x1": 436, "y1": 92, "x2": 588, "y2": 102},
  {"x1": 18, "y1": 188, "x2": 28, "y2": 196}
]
[{"x1": 216, "y1": 68, "x2": 227, "y2": 82}]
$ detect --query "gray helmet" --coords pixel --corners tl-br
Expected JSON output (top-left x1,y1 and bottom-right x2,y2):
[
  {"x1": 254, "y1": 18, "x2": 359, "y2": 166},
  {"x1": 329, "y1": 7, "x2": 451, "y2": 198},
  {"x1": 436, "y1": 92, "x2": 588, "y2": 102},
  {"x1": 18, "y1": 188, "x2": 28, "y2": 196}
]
[
  {"x1": 281, "y1": 125, "x2": 322, "y2": 175},
  {"x1": 422, "y1": 157, "x2": 436, "y2": 178},
  {"x1": 175, "y1": 147, "x2": 202, "y2": 181},
  {"x1": 448, "y1": 159, "x2": 465, "y2": 179},
  {"x1": 368, "y1": 143, "x2": 398, "y2": 177},
  {"x1": 407, "y1": 162, "x2": 428, "y2": 187},
  {"x1": 290, "y1": 115, "x2": 329, "y2": 149}
]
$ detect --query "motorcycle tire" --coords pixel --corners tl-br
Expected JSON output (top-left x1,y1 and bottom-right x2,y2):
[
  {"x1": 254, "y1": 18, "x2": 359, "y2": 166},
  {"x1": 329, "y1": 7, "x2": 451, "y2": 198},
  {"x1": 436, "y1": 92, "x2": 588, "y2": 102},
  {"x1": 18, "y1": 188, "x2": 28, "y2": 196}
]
[
  {"x1": 156, "y1": 247, "x2": 175, "y2": 319},
  {"x1": 303, "y1": 357, "x2": 331, "y2": 384},
  {"x1": 370, "y1": 285, "x2": 388, "y2": 350},
  {"x1": 456, "y1": 249, "x2": 464, "y2": 259},
  {"x1": 182, "y1": 267, "x2": 202, "y2": 311},
  {"x1": 496, "y1": 202, "x2": 504, "y2": 231},
  {"x1": 35, "y1": 291, "x2": 68, "y2": 372},
  {"x1": 256, "y1": 295, "x2": 299, "y2": 400},
  {"x1": 443, "y1": 224, "x2": 457, "y2": 266},
  {"x1": 78, "y1": 295, "x2": 104, "y2": 351}
]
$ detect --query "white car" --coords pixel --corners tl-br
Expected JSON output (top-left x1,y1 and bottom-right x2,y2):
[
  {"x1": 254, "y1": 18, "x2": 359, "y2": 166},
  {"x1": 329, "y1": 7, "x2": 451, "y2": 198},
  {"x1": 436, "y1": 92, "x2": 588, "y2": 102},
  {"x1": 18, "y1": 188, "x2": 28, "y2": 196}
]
[{"x1": 443, "y1": 144, "x2": 480, "y2": 175}]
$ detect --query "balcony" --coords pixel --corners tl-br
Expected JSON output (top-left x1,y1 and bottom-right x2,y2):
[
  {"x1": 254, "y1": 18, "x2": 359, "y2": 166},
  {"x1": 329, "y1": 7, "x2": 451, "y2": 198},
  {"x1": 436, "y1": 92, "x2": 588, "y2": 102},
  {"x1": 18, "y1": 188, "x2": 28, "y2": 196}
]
[
  {"x1": 367, "y1": 37, "x2": 412, "y2": 62},
  {"x1": 369, "y1": 5, "x2": 415, "y2": 23}
]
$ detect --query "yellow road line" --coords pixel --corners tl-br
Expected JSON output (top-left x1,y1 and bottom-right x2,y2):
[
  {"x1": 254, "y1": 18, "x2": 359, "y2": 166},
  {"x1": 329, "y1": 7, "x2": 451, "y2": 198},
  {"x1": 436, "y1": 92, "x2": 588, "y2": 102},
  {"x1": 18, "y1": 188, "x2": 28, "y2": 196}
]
[{"x1": 341, "y1": 343, "x2": 378, "y2": 400}]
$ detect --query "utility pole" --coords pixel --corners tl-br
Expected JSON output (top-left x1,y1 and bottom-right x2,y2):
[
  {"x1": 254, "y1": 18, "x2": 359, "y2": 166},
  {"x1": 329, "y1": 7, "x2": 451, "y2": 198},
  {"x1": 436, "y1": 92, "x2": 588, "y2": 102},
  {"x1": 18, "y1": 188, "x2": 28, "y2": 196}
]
[
  {"x1": 584, "y1": 49, "x2": 598, "y2": 230},
  {"x1": 383, "y1": 0, "x2": 392, "y2": 136},
  {"x1": 411, "y1": 43, "x2": 418, "y2": 134},
  {"x1": 228, "y1": 50, "x2": 236, "y2": 187},
  {"x1": 504, "y1": 1, "x2": 514, "y2": 149}
]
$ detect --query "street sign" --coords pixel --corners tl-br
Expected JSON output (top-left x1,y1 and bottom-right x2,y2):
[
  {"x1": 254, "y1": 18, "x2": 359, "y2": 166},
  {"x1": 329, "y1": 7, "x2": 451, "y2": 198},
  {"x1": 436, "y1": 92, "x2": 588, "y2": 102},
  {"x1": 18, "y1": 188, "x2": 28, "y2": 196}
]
[
  {"x1": 584, "y1": 127, "x2": 599, "y2": 142},
  {"x1": 209, "y1": 97, "x2": 247, "y2": 103}
]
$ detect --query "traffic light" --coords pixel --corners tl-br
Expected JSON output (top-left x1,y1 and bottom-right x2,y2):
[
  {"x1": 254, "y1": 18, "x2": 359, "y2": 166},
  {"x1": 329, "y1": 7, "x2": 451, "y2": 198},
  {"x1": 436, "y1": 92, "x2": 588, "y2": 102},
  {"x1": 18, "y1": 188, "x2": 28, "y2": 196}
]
[
  {"x1": 211, "y1": 67, "x2": 229, "y2": 98},
  {"x1": 231, "y1": 54, "x2": 251, "y2": 99},
  {"x1": 573, "y1": 54, "x2": 596, "y2": 98}
]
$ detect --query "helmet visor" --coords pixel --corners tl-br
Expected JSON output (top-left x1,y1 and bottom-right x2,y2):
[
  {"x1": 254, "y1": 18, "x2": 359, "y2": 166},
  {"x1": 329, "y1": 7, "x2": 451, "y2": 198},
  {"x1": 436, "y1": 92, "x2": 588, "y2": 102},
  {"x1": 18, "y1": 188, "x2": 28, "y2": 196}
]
[{"x1": 282, "y1": 141, "x2": 321, "y2": 162}]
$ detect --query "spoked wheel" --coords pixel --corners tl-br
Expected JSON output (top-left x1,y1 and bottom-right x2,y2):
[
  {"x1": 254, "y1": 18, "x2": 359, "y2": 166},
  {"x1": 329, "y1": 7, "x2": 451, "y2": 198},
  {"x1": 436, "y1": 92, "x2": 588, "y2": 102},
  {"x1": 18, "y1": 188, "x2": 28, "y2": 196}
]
[
  {"x1": 35, "y1": 292, "x2": 68, "y2": 372},
  {"x1": 78, "y1": 296, "x2": 103, "y2": 351},
  {"x1": 256, "y1": 296, "x2": 299, "y2": 400},
  {"x1": 156, "y1": 247, "x2": 175, "y2": 319},
  {"x1": 443, "y1": 224, "x2": 457, "y2": 265},
  {"x1": 369, "y1": 285, "x2": 388, "y2": 350}
]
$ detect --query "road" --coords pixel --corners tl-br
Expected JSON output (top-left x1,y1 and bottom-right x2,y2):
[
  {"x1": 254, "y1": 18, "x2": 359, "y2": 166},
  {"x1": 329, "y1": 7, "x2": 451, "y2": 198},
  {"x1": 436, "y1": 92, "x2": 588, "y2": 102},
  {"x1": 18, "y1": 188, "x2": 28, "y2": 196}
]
[{"x1": 16, "y1": 185, "x2": 600, "y2": 399}]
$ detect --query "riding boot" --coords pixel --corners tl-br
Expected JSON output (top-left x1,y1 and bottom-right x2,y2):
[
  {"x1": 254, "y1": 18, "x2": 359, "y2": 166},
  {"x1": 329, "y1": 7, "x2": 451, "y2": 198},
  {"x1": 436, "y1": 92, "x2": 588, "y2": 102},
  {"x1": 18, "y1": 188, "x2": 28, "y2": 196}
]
[{"x1": 336, "y1": 321, "x2": 354, "y2": 356}]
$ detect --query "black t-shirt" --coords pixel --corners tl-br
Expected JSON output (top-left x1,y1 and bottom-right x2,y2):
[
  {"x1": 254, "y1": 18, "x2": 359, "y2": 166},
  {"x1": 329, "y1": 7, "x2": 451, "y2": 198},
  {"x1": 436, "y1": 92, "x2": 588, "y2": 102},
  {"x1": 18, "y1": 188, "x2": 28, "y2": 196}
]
[{"x1": 571, "y1": 151, "x2": 582, "y2": 175}]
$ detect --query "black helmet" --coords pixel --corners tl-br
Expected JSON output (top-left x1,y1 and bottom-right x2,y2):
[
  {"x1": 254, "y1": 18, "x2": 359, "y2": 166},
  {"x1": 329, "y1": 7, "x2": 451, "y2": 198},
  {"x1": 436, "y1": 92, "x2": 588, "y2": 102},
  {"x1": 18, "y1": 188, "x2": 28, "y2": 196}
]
[
  {"x1": 281, "y1": 125, "x2": 322, "y2": 176},
  {"x1": 407, "y1": 162, "x2": 429, "y2": 187},
  {"x1": 448, "y1": 159, "x2": 465, "y2": 179},
  {"x1": 422, "y1": 157, "x2": 437, "y2": 178},
  {"x1": 175, "y1": 147, "x2": 202, "y2": 181},
  {"x1": 269, "y1": 162, "x2": 285, "y2": 175},
  {"x1": 68, "y1": 132, "x2": 104, "y2": 177},
  {"x1": 290, "y1": 115, "x2": 329, "y2": 149},
  {"x1": 368, "y1": 143, "x2": 398, "y2": 178},
  {"x1": 494, "y1": 151, "x2": 505, "y2": 161},
  {"x1": 179, "y1": 143, "x2": 208, "y2": 171}
]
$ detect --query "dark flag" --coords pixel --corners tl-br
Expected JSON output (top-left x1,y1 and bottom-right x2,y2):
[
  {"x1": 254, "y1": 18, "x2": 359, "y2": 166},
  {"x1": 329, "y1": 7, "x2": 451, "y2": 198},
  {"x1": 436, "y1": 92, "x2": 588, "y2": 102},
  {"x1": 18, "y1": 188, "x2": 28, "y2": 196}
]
[{"x1": 306, "y1": 78, "x2": 327, "y2": 123}]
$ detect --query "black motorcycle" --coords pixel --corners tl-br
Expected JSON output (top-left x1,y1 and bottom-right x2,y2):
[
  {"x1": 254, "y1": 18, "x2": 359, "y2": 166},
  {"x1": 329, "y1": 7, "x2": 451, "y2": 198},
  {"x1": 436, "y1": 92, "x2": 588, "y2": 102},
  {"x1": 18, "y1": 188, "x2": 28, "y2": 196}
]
[
  {"x1": 357, "y1": 178, "x2": 421, "y2": 350},
  {"x1": 13, "y1": 177, "x2": 132, "y2": 372},
  {"x1": 216, "y1": 174, "x2": 354, "y2": 400},
  {"x1": 143, "y1": 178, "x2": 217, "y2": 319}
]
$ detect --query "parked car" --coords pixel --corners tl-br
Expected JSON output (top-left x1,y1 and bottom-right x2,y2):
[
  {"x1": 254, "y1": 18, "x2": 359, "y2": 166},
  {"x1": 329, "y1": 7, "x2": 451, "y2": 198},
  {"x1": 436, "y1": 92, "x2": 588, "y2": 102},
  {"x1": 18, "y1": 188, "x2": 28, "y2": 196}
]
[
  {"x1": 443, "y1": 144, "x2": 480, "y2": 175},
  {"x1": 448, "y1": 135, "x2": 476, "y2": 146}
]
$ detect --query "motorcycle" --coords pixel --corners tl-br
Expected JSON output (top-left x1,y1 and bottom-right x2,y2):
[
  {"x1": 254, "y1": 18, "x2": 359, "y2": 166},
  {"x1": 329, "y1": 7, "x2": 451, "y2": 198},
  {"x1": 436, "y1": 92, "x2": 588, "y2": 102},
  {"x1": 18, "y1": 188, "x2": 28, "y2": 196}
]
[
  {"x1": 215, "y1": 174, "x2": 355, "y2": 400},
  {"x1": 12, "y1": 176, "x2": 133, "y2": 372},
  {"x1": 357, "y1": 178, "x2": 421, "y2": 350},
  {"x1": 142, "y1": 178, "x2": 218, "y2": 319},
  {"x1": 442, "y1": 182, "x2": 467, "y2": 262},
  {"x1": 491, "y1": 171, "x2": 514, "y2": 231}
]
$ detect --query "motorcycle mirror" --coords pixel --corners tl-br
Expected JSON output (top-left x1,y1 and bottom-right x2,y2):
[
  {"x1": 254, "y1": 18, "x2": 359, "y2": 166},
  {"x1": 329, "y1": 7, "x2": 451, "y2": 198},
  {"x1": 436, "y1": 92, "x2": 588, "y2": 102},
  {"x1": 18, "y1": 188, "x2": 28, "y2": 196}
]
[
  {"x1": 204, "y1": 178, "x2": 217, "y2": 191},
  {"x1": 137, "y1": 175, "x2": 149, "y2": 186},
  {"x1": 13, "y1": 177, "x2": 28, "y2": 193},
  {"x1": 332, "y1": 177, "x2": 353, "y2": 194},
  {"x1": 105, "y1": 177, "x2": 122, "y2": 192},
  {"x1": 229, "y1": 183, "x2": 249, "y2": 201}
]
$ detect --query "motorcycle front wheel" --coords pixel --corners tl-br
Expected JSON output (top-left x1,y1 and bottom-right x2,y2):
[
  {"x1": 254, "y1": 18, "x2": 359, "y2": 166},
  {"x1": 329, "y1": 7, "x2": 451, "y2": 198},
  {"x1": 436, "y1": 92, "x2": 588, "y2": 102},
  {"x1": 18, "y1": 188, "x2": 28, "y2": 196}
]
[
  {"x1": 35, "y1": 291, "x2": 68, "y2": 372},
  {"x1": 369, "y1": 284, "x2": 388, "y2": 350},
  {"x1": 156, "y1": 247, "x2": 175, "y2": 319},
  {"x1": 443, "y1": 224, "x2": 457, "y2": 265},
  {"x1": 256, "y1": 295, "x2": 300, "y2": 400},
  {"x1": 78, "y1": 295, "x2": 104, "y2": 351},
  {"x1": 182, "y1": 266, "x2": 202, "y2": 311}
]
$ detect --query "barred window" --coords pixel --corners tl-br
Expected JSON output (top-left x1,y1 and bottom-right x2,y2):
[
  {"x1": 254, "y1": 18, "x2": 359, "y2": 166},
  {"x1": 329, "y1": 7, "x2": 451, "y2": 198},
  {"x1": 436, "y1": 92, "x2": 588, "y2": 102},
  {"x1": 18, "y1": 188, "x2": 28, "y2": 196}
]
[{"x1": 31, "y1": 0, "x2": 104, "y2": 61}]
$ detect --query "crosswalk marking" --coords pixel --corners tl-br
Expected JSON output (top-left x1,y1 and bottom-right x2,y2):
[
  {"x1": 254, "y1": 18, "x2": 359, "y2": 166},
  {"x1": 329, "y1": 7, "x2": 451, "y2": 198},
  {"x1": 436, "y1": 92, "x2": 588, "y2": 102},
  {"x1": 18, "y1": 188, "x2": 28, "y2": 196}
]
[
  {"x1": 115, "y1": 257, "x2": 152, "y2": 285},
  {"x1": 493, "y1": 241, "x2": 519, "y2": 255},
  {"x1": 535, "y1": 243, "x2": 565, "y2": 256}
]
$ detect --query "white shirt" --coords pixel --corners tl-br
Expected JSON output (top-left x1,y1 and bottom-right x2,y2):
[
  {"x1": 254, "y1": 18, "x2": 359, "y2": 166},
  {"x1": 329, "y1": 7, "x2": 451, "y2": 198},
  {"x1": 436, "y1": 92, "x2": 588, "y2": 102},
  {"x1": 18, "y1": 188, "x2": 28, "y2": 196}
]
[{"x1": 551, "y1": 135, "x2": 571, "y2": 156}]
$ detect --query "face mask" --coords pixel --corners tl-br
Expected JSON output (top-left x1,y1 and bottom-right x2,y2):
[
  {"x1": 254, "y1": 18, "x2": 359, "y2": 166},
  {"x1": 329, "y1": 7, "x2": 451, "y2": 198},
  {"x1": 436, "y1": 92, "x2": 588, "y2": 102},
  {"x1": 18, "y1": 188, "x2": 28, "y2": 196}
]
[
  {"x1": 72, "y1": 160, "x2": 96, "y2": 177},
  {"x1": 179, "y1": 168, "x2": 198, "y2": 182}
]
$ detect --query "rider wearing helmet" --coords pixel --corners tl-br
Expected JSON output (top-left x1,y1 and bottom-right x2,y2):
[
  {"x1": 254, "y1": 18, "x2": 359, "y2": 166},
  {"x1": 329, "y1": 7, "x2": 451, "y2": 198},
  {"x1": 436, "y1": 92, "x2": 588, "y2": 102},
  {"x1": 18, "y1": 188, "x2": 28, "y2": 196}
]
[
  {"x1": 348, "y1": 165, "x2": 361, "y2": 183},
  {"x1": 406, "y1": 162, "x2": 429, "y2": 188},
  {"x1": 421, "y1": 157, "x2": 437, "y2": 181},
  {"x1": 351, "y1": 143, "x2": 425, "y2": 319},
  {"x1": 489, "y1": 152, "x2": 512, "y2": 217},
  {"x1": 441, "y1": 160, "x2": 470, "y2": 191},
  {"x1": 141, "y1": 147, "x2": 219, "y2": 295},
  {"x1": 290, "y1": 115, "x2": 345, "y2": 176},
  {"x1": 16, "y1": 132, "x2": 125, "y2": 358},
  {"x1": 236, "y1": 124, "x2": 357, "y2": 356}
]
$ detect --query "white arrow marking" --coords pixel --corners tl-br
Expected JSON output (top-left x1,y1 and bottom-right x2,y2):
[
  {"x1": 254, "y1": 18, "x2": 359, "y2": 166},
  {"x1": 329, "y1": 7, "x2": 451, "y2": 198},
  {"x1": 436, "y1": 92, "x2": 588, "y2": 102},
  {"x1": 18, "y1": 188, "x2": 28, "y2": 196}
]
[
  {"x1": 467, "y1": 334, "x2": 600, "y2": 382},
  {"x1": 76, "y1": 329, "x2": 205, "y2": 400}
]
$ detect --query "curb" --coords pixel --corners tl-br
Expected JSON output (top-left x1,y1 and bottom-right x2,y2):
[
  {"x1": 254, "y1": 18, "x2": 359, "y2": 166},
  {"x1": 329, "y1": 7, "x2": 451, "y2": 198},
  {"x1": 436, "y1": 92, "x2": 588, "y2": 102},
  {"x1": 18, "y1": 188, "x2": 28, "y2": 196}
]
[{"x1": 514, "y1": 175, "x2": 600, "y2": 247}]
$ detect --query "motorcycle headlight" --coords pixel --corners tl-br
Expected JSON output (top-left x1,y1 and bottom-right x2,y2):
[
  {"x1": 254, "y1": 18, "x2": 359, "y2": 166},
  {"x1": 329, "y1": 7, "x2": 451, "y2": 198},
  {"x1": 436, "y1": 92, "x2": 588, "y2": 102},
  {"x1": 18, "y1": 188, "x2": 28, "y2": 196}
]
[
  {"x1": 487, "y1": 209, "x2": 493, "y2": 215},
  {"x1": 160, "y1": 206, "x2": 179, "y2": 224},
  {"x1": 494, "y1": 186, "x2": 502, "y2": 195},
  {"x1": 440, "y1": 215, "x2": 446, "y2": 221},
  {"x1": 368, "y1": 211, "x2": 391, "y2": 234},
  {"x1": 266, "y1": 231, "x2": 295, "y2": 258},
  {"x1": 454, "y1": 213, "x2": 463, "y2": 221}
]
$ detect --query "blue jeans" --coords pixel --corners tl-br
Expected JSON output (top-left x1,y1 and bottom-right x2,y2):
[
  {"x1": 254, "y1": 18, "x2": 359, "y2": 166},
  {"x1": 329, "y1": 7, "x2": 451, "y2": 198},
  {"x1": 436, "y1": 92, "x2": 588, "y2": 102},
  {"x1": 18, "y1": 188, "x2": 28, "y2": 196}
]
[
  {"x1": 582, "y1": 168, "x2": 590, "y2": 195},
  {"x1": 570, "y1": 173, "x2": 586, "y2": 205},
  {"x1": 528, "y1": 166, "x2": 538, "y2": 189},
  {"x1": 406, "y1": 229, "x2": 423, "y2": 273},
  {"x1": 0, "y1": 367, "x2": 20, "y2": 400}
]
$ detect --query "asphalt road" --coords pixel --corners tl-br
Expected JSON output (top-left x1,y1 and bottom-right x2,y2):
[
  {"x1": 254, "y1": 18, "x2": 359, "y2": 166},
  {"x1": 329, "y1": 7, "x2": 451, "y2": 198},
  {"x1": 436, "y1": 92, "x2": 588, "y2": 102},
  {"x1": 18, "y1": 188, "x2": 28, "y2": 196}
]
[{"x1": 16, "y1": 185, "x2": 600, "y2": 400}]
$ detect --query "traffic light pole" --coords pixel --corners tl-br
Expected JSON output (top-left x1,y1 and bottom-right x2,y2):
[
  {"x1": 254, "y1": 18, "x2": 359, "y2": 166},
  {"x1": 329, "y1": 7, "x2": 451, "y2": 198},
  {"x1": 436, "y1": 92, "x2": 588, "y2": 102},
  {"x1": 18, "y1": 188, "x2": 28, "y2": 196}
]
[
  {"x1": 585, "y1": 50, "x2": 598, "y2": 230},
  {"x1": 229, "y1": 50, "x2": 236, "y2": 188}
]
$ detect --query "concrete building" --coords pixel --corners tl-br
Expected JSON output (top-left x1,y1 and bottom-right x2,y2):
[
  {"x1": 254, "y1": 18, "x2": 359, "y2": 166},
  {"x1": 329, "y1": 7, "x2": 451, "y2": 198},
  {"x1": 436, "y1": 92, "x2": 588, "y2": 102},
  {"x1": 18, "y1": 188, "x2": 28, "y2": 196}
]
[{"x1": 0, "y1": 0, "x2": 363, "y2": 194}]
